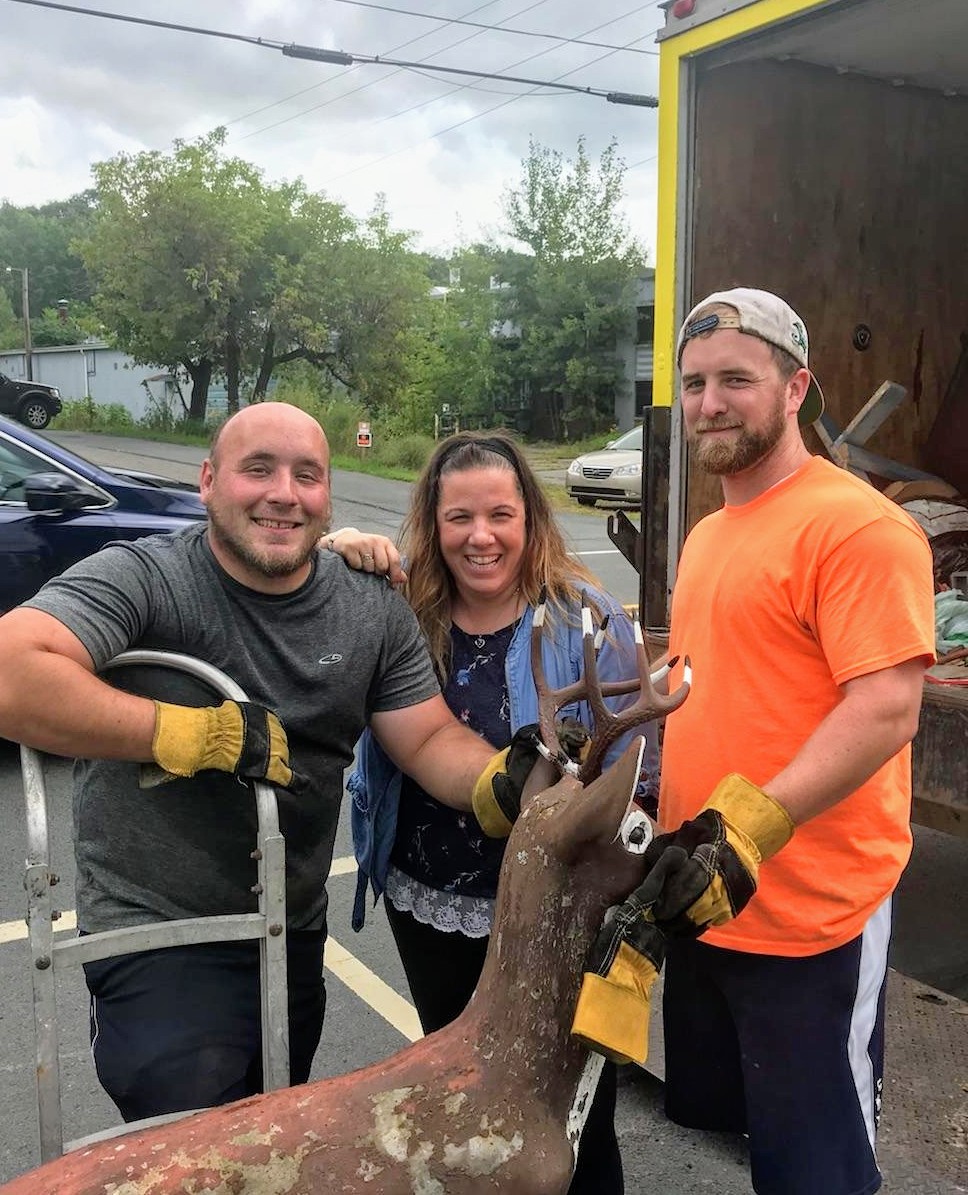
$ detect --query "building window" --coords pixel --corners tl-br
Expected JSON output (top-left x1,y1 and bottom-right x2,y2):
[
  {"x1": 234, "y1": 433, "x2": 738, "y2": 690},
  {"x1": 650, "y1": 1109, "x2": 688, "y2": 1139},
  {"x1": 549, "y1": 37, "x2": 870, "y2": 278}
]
[
  {"x1": 635, "y1": 380, "x2": 653, "y2": 415},
  {"x1": 636, "y1": 305, "x2": 654, "y2": 346}
]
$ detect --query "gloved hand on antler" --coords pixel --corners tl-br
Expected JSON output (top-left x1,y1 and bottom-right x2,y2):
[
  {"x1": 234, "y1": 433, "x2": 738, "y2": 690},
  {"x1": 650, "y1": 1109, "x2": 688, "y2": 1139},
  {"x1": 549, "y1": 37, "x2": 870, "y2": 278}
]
[
  {"x1": 471, "y1": 725, "x2": 544, "y2": 837},
  {"x1": 472, "y1": 718, "x2": 593, "y2": 838}
]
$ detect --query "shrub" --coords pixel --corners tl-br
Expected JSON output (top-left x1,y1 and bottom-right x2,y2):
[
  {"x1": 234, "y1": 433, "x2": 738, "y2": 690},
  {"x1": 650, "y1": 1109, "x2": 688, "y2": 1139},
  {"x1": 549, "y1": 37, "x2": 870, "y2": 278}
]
[
  {"x1": 53, "y1": 397, "x2": 133, "y2": 432},
  {"x1": 375, "y1": 433, "x2": 434, "y2": 472}
]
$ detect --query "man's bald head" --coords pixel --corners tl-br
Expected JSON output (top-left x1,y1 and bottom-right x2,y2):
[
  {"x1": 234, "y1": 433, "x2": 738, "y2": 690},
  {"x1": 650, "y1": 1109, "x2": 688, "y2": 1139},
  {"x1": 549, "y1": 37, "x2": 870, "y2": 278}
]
[{"x1": 209, "y1": 403, "x2": 330, "y2": 473}]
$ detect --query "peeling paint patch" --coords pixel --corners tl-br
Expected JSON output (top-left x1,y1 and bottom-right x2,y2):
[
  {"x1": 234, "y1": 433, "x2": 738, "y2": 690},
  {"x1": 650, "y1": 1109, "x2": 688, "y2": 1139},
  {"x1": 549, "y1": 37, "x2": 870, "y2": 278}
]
[
  {"x1": 356, "y1": 1156, "x2": 385, "y2": 1181},
  {"x1": 406, "y1": 1139, "x2": 444, "y2": 1194},
  {"x1": 98, "y1": 1140, "x2": 313, "y2": 1194},
  {"x1": 443, "y1": 1092, "x2": 467, "y2": 1116},
  {"x1": 567, "y1": 1054, "x2": 605, "y2": 1158},
  {"x1": 366, "y1": 1088, "x2": 418, "y2": 1162},
  {"x1": 442, "y1": 1129, "x2": 525, "y2": 1176},
  {"x1": 229, "y1": 1124, "x2": 280, "y2": 1148},
  {"x1": 516, "y1": 850, "x2": 528, "y2": 865}
]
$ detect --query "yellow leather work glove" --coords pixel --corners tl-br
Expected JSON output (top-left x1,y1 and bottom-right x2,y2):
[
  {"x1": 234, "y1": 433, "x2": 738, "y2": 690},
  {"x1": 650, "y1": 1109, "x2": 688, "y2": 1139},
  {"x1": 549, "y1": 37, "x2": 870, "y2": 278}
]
[
  {"x1": 571, "y1": 896, "x2": 668, "y2": 1066},
  {"x1": 146, "y1": 700, "x2": 305, "y2": 791},
  {"x1": 641, "y1": 773, "x2": 795, "y2": 936},
  {"x1": 471, "y1": 725, "x2": 542, "y2": 837}
]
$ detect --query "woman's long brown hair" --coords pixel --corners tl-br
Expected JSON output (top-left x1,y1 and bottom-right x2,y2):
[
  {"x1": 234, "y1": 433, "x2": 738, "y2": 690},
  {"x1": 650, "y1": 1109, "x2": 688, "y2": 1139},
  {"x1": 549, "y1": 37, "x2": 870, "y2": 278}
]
[{"x1": 400, "y1": 432, "x2": 603, "y2": 680}]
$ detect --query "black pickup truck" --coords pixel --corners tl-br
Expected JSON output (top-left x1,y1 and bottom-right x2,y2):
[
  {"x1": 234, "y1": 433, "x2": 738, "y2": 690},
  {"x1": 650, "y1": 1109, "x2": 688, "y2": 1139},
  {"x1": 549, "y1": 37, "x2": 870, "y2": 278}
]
[{"x1": 0, "y1": 372, "x2": 62, "y2": 429}]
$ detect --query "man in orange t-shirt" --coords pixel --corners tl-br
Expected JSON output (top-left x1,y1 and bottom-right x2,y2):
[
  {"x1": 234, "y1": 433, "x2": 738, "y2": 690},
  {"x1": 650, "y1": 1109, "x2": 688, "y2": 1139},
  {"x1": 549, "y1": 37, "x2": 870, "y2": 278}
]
[{"x1": 575, "y1": 289, "x2": 935, "y2": 1195}]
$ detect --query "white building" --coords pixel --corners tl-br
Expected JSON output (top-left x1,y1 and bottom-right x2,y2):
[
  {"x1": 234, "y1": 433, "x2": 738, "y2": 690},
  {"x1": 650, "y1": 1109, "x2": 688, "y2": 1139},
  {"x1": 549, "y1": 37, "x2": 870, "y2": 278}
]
[
  {"x1": 613, "y1": 272, "x2": 655, "y2": 431},
  {"x1": 0, "y1": 343, "x2": 235, "y2": 422},
  {"x1": 0, "y1": 342, "x2": 178, "y2": 421}
]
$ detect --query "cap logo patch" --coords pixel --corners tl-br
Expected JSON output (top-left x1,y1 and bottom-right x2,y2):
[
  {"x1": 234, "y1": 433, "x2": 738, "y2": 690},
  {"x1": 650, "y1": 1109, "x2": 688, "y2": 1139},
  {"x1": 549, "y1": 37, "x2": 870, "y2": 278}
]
[
  {"x1": 790, "y1": 320, "x2": 807, "y2": 353},
  {"x1": 683, "y1": 314, "x2": 721, "y2": 339}
]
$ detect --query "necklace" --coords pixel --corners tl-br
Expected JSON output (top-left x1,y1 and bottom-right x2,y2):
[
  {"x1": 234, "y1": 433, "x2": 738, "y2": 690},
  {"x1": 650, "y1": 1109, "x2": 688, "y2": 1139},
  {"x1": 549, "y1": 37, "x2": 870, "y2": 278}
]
[
  {"x1": 456, "y1": 589, "x2": 523, "y2": 648},
  {"x1": 469, "y1": 614, "x2": 523, "y2": 650}
]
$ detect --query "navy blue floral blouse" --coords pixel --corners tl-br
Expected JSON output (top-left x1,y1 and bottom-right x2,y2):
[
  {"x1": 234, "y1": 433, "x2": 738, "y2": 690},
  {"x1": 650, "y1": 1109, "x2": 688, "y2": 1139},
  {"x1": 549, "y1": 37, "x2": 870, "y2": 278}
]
[{"x1": 389, "y1": 620, "x2": 517, "y2": 899}]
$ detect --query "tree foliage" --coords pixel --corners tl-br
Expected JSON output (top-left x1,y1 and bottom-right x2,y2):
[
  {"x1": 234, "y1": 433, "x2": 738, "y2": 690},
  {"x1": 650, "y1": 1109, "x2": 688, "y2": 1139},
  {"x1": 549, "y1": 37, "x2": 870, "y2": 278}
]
[
  {"x1": 5, "y1": 132, "x2": 646, "y2": 441},
  {"x1": 0, "y1": 193, "x2": 96, "y2": 319},
  {"x1": 501, "y1": 137, "x2": 645, "y2": 437},
  {"x1": 0, "y1": 290, "x2": 23, "y2": 352},
  {"x1": 78, "y1": 134, "x2": 430, "y2": 423}
]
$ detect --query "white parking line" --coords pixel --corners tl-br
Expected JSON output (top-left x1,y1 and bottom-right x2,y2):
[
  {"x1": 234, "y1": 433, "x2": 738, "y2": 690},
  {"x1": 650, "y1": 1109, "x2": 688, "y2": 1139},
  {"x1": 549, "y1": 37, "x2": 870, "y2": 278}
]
[
  {"x1": 325, "y1": 936, "x2": 421, "y2": 1042},
  {"x1": 0, "y1": 855, "x2": 421, "y2": 1042}
]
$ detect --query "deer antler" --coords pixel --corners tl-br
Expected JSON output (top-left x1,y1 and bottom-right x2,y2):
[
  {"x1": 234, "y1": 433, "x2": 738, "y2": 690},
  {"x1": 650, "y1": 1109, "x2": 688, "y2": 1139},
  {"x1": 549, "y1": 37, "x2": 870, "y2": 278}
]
[{"x1": 530, "y1": 590, "x2": 691, "y2": 784}]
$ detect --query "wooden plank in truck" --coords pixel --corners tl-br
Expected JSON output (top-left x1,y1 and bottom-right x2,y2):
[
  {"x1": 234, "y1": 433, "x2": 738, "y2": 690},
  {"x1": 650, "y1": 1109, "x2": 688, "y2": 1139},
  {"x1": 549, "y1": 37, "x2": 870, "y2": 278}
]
[{"x1": 912, "y1": 685, "x2": 968, "y2": 838}]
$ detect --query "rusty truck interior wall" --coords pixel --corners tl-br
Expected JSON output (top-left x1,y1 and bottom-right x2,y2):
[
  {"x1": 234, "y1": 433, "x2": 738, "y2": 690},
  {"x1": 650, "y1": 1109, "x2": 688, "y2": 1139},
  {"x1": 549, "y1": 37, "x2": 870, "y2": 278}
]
[{"x1": 685, "y1": 59, "x2": 968, "y2": 530}]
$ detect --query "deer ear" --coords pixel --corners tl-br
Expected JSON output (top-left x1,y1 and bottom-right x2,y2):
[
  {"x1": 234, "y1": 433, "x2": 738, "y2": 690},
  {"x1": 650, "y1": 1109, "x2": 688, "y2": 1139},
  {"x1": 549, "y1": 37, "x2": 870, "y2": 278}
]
[{"x1": 551, "y1": 737, "x2": 647, "y2": 863}]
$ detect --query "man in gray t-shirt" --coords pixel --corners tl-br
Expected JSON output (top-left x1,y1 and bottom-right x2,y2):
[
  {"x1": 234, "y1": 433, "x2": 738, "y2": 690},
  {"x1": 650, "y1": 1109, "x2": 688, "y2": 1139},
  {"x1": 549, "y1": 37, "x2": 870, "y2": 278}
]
[{"x1": 0, "y1": 402, "x2": 535, "y2": 1122}]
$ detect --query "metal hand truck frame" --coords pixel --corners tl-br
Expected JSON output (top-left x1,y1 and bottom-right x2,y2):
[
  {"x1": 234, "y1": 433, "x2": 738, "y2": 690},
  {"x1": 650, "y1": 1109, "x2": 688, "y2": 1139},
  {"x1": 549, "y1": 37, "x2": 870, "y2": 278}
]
[{"x1": 21, "y1": 650, "x2": 289, "y2": 1162}]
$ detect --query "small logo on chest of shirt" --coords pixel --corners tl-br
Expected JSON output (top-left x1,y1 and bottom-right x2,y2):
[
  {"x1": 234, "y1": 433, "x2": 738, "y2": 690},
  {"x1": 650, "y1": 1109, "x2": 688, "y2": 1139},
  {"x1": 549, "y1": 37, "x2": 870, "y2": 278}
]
[{"x1": 317, "y1": 653, "x2": 344, "y2": 665}]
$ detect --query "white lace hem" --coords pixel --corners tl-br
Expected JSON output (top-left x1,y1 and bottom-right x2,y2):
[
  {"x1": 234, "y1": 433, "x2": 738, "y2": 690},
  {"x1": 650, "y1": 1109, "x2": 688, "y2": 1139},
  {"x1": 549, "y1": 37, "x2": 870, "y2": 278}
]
[{"x1": 385, "y1": 866, "x2": 494, "y2": 938}]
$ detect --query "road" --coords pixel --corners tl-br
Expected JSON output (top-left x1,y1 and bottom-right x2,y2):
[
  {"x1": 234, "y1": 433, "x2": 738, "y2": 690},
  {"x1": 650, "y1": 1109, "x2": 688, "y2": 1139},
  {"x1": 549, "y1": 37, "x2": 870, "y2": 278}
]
[{"x1": 0, "y1": 432, "x2": 964, "y2": 1191}]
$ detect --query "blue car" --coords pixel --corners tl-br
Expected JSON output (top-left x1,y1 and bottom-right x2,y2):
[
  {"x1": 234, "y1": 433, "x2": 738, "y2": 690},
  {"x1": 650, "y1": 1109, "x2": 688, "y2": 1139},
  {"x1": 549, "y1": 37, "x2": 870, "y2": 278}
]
[{"x1": 0, "y1": 417, "x2": 206, "y2": 615}]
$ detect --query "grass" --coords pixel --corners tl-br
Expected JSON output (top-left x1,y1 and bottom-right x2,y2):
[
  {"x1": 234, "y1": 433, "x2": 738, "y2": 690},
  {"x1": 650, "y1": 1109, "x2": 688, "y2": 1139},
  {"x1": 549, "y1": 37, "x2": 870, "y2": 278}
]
[
  {"x1": 50, "y1": 408, "x2": 612, "y2": 515},
  {"x1": 331, "y1": 444, "x2": 588, "y2": 513}
]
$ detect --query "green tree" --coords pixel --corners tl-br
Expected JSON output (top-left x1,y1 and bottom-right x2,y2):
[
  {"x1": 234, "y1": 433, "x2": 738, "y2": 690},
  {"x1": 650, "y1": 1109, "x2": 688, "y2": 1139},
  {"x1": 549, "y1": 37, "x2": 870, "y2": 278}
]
[
  {"x1": 0, "y1": 290, "x2": 23, "y2": 352},
  {"x1": 259, "y1": 196, "x2": 429, "y2": 415},
  {"x1": 405, "y1": 245, "x2": 507, "y2": 431},
  {"x1": 0, "y1": 193, "x2": 96, "y2": 320},
  {"x1": 30, "y1": 302, "x2": 100, "y2": 348},
  {"x1": 78, "y1": 131, "x2": 273, "y2": 420},
  {"x1": 80, "y1": 136, "x2": 428, "y2": 423},
  {"x1": 501, "y1": 137, "x2": 644, "y2": 438}
]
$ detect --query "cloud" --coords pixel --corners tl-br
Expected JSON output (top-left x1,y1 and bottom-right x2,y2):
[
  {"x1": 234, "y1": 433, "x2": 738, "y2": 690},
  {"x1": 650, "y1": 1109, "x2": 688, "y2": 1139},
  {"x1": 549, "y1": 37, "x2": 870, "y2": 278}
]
[{"x1": 1, "y1": 0, "x2": 662, "y2": 254}]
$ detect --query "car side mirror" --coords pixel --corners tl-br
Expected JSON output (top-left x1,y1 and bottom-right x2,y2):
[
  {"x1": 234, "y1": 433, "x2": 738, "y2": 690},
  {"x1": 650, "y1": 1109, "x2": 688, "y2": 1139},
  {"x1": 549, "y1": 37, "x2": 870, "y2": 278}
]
[{"x1": 25, "y1": 472, "x2": 102, "y2": 513}]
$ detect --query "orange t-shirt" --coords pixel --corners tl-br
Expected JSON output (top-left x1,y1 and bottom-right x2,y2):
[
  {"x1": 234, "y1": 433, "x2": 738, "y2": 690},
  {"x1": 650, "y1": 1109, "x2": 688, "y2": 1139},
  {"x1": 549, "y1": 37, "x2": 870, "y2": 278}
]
[{"x1": 659, "y1": 456, "x2": 935, "y2": 956}]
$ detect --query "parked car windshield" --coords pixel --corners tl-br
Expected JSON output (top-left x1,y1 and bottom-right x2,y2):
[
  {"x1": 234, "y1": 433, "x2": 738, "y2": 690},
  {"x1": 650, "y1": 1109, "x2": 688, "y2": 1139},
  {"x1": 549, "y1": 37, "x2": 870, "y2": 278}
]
[
  {"x1": 609, "y1": 425, "x2": 643, "y2": 451},
  {"x1": 0, "y1": 433, "x2": 105, "y2": 505}
]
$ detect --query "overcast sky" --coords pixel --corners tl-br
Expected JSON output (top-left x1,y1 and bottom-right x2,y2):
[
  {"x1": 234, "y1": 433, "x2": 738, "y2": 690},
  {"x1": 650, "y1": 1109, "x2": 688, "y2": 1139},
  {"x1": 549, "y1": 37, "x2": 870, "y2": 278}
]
[{"x1": 1, "y1": 0, "x2": 663, "y2": 257}]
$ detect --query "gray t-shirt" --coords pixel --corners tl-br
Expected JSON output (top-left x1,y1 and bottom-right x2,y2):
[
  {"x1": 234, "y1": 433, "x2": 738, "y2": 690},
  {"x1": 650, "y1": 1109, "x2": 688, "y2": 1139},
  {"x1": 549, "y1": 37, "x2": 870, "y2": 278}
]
[{"x1": 26, "y1": 524, "x2": 439, "y2": 932}]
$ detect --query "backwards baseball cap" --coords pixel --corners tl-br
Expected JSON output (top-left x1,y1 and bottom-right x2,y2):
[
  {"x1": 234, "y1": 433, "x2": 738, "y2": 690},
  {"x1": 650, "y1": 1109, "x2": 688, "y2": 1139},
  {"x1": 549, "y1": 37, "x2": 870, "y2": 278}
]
[{"x1": 676, "y1": 287, "x2": 825, "y2": 426}]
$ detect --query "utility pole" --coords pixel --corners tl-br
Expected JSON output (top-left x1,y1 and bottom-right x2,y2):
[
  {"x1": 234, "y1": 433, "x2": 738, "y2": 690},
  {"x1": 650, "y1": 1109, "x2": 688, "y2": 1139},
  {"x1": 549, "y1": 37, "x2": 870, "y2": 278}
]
[{"x1": 5, "y1": 266, "x2": 32, "y2": 380}]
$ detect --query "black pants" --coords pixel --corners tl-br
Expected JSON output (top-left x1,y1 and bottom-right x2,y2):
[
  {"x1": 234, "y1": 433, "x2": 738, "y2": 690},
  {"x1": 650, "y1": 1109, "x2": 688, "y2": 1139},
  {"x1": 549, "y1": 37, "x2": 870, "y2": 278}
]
[
  {"x1": 83, "y1": 930, "x2": 326, "y2": 1122},
  {"x1": 385, "y1": 900, "x2": 624, "y2": 1194}
]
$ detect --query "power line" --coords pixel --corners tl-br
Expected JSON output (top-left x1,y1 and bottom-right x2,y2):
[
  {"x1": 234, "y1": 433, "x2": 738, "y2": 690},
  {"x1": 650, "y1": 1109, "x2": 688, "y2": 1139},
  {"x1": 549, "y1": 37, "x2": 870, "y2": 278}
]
[
  {"x1": 233, "y1": 0, "x2": 558, "y2": 142},
  {"x1": 4, "y1": 0, "x2": 656, "y2": 105},
  {"x1": 241, "y1": 4, "x2": 655, "y2": 152},
  {"x1": 322, "y1": 18, "x2": 657, "y2": 186},
  {"x1": 227, "y1": 0, "x2": 537, "y2": 133},
  {"x1": 322, "y1": 0, "x2": 657, "y2": 56}
]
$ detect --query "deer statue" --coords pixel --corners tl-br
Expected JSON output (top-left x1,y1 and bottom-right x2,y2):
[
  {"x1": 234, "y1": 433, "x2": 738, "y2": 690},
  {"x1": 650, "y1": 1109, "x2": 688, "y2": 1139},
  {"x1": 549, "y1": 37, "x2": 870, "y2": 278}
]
[{"x1": 1, "y1": 600, "x2": 689, "y2": 1195}]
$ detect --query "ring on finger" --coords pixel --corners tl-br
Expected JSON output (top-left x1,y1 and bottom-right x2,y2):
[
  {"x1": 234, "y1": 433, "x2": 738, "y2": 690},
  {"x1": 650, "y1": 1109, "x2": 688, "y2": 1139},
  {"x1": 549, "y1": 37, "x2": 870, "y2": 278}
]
[{"x1": 362, "y1": 553, "x2": 374, "y2": 562}]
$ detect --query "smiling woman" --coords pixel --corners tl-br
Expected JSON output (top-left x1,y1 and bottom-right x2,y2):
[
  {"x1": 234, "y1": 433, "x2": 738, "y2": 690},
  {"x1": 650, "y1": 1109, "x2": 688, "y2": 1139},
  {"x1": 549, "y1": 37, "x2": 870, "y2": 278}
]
[{"x1": 336, "y1": 430, "x2": 661, "y2": 1194}]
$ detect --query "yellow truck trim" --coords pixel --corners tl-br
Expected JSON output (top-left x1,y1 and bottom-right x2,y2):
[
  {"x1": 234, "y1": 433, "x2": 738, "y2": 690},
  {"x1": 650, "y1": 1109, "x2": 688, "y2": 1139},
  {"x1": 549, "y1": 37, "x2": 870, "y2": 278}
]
[{"x1": 653, "y1": 0, "x2": 836, "y2": 407}]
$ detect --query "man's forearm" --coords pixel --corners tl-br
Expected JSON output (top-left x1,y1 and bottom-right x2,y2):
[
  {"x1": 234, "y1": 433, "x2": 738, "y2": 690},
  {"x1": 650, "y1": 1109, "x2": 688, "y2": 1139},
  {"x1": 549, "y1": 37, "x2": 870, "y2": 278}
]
[
  {"x1": 0, "y1": 661, "x2": 156, "y2": 760},
  {"x1": 0, "y1": 626, "x2": 156, "y2": 761},
  {"x1": 763, "y1": 662, "x2": 924, "y2": 825}
]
